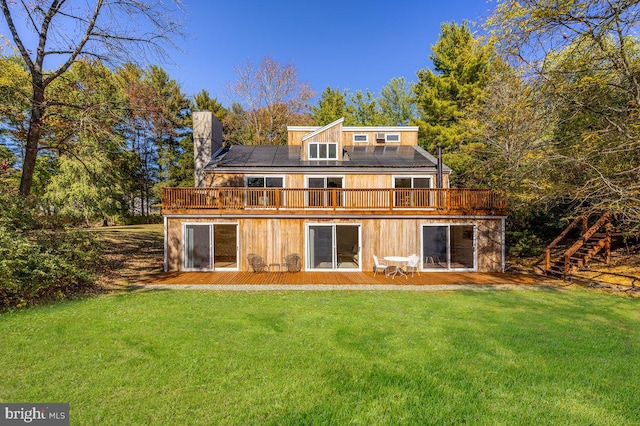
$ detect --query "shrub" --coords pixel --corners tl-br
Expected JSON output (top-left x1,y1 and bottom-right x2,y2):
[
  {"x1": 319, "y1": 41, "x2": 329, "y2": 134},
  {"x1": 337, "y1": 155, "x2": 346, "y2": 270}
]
[{"x1": 0, "y1": 193, "x2": 101, "y2": 309}]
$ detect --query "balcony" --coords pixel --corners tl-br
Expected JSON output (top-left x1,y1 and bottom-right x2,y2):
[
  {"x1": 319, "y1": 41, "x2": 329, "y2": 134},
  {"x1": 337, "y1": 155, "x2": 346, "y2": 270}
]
[{"x1": 162, "y1": 187, "x2": 506, "y2": 216}]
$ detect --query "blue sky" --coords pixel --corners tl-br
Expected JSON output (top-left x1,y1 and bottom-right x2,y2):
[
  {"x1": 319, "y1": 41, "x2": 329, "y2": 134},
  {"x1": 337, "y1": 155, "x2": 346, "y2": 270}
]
[
  {"x1": 1, "y1": 0, "x2": 496, "y2": 104},
  {"x1": 166, "y1": 0, "x2": 495, "y2": 103}
]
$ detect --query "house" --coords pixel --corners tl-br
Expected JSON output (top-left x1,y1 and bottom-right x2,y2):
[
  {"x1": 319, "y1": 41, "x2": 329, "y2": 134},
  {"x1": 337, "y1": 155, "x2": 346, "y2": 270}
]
[{"x1": 162, "y1": 112, "x2": 506, "y2": 273}]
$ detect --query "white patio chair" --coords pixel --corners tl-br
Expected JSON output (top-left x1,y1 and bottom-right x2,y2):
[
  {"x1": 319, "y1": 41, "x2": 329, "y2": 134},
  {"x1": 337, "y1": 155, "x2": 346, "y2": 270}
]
[
  {"x1": 405, "y1": 254, "x2": 420, "y2": 277},
  {"x1": 373, "y1": 254, "x2": 389, "y2": 276}
]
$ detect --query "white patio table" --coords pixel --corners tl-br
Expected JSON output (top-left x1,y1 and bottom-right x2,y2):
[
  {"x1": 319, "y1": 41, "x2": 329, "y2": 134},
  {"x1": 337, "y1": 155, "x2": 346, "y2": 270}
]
[{"x1": 383, "y1": 256, "x2": 409, "y2": 278}]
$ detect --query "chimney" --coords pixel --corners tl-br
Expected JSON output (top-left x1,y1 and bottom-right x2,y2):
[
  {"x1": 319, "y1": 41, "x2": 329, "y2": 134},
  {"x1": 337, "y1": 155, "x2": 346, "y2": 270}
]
[
  {"x1": 193, "y1": 111, "x2": 223, "y2": 187},
  {"x1": 436, "y1": 145, "x2": 443, "y2": 189}
]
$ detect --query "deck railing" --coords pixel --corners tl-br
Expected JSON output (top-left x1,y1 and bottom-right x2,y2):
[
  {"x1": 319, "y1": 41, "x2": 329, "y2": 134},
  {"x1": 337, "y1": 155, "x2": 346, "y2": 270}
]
[{"x1": 162, "y1": 187, "x2": 506, "y2": 214}]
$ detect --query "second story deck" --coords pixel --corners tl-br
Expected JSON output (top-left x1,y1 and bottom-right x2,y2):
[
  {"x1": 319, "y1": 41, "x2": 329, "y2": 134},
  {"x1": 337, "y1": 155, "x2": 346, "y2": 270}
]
[{"x1": 162, "y1": 187, "x2": 506, "y2": 216}]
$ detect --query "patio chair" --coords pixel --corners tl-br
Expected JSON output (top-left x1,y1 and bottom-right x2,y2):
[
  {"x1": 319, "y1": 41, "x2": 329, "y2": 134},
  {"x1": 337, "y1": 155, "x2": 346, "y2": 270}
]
[
  {"x1": 283, "y1": 253, "x2": 302, "y2": 272},
  {"x1": 373, "y1": 254, "x2": 389, "y2": 276},
  {"x1": 405, "y1": 254, "x2": 420, "y2": 277},
  {"x1": 247, "y1": 253, "x2": 267, "y2": 273}
]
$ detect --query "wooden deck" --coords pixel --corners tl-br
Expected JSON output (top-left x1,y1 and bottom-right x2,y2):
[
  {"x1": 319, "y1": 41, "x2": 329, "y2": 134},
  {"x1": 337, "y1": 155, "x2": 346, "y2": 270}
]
[
  {"x1": 144, "y1": 271, "x2": 551, "y2": 286},
  {"x1": 162, "y1": 187, "x2": 507, "y2": 216}
]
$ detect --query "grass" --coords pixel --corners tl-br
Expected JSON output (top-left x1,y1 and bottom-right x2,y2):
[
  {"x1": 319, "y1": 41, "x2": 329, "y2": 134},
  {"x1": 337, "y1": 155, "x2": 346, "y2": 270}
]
[{"x1": 1, "y1": 289, "x2": 639, "y2": 425}]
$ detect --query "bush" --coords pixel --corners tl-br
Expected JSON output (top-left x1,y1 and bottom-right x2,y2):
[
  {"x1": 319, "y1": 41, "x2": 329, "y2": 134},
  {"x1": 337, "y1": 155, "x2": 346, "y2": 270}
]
[
  {"x1": 506, "y1": 229, "x2": 546, "y2": 257},
  {"x1": 0, "y1": 193, "x2": 101, "y2": 309}
]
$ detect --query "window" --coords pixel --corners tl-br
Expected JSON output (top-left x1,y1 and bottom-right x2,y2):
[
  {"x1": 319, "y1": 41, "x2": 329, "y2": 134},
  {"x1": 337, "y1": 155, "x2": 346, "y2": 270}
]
[
  {"x1": 385, "y1": 133, "x2": 400, "y2": 143},
  {"x1": 307, "y1": 176, "x2": 343, "y2": 207},
  {"x1": 394, "y1": 177, "x2": 431, "y2": 207},
  {"x1": 309, "y1": 142, "x2": 338, "y2": 160},
  {"x1": 246, "y1": 176, "x2": 284, "y2": 207},
  {"x1": 353, "y1": 134, "x2": 368, "y2": 143}
]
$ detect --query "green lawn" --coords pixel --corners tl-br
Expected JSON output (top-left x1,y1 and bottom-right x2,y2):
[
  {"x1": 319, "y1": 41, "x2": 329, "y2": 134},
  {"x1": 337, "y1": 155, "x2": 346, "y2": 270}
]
[{"x1": 1, "y1": 289, "x2": 638, "y2": 425}]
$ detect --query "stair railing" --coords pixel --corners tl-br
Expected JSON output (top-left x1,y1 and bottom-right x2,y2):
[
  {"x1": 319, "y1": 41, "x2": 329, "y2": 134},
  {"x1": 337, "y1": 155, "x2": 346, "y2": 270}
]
[
  {"x1": 561, "y1": 211, "x2": 612, "y2": 274},
  {"x1": 544, "y1": 215, "x2": 587, "y2": 270}
]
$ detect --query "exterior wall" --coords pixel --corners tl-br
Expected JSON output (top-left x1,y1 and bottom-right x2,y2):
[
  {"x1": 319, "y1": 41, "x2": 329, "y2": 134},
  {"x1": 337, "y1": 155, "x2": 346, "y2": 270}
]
[
  {"x1": 165, "y1": 216, "x2": 504, "y2": 273},
  {"x1": 341, "y1": 130, "x2": 417, "y2": 147},
  {"x1": 287, "y1": 130, "x2": 306, "y2": 146},
  {"x1": 302, "y1": 121, "x2": 343, "y2": 161},
  {"x1": 205, "y1": 173, "x2": 445, "y2": 189},
  {"x1": 288, "y1": 128, "x2": 419, "y2": 147}
]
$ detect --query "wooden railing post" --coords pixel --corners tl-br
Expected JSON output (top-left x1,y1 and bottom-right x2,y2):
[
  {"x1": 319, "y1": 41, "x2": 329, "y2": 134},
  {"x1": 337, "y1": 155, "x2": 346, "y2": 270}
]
[
  {"x1": 545, "y1": 249, "x2": 551, "y2": 270},
  {"x1": 332, "y1": 188, "x2": 337, "y2": 211},
  {"x1": 217, "y1": 188, "x2": 223, "y2": 209},
  {"x1": 389, "y1": 188, "x2": 394, "y2": 211}
]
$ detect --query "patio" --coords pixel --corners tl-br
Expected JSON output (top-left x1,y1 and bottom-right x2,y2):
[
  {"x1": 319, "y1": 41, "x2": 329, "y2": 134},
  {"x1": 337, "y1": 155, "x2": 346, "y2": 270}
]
[{"x1": 144, "y1": 271, "x2": 552, "y2": 286}]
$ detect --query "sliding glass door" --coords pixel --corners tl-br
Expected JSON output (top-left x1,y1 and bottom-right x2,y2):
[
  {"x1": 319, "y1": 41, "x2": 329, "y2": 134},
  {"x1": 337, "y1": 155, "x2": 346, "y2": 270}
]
[
  {"x1": 184, "y1": 224, "x2": 211, "y2": 270},
  {"x1": 183, "y1": 223, "x2": 238, "y2": 271},
  {"x1": 307, "y1": 224, "x2": 360, "y2": 270},
  {"x1": 422, "y1": 225, "x2": 475, "y2": 271}
]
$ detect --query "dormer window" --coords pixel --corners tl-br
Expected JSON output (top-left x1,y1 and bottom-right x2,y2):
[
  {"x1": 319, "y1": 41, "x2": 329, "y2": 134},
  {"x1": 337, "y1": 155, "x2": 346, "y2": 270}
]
[{"x1": 309, "y1": 142, "x2": 338, "y2": 160}]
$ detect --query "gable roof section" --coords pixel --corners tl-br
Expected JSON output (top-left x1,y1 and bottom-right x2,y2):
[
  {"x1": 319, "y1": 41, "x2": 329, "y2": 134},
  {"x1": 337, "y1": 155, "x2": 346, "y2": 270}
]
[{"x1": 301, "y1": 117, "x2": 344, "y2": 142}]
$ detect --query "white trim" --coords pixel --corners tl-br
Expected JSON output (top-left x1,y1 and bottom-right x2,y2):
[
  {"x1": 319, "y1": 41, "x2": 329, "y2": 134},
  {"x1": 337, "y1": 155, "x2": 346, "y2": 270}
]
[
  {"x1": 181, "y1": 222, "x2": 240, "y2": 272},
  {"x1": 420, "y1": 223, "x2": 477, "y2": 272},
  {"x1": 345, "y1": 126, "x2": 419, "y2": 132},
  {"x1": 301, "y1": 117, "x2": 344, "y2": 141},
  {"x1": 501, "y1": 216, "x2": 506, "y2": 272},
  {"x1": 392, "y1": 175, "x2": 433, "y2": 189},
  {"x1": 305, "y1": 222, "x2": 362, "y2": 272},
  {"x1": 163, "y1": 216, "x2": 168, "y2": 272},
  {"x1": 352, "y1": 134, "x2": 369, "y2": 143},
  {"x1": 244, "y1": 175, "x2": 286, "y2": 188},
  {"x1": 308, "y1": 141, "x2": 338, "y2": 160},
  {"x1": 385, "y1": 133, "x2": 401, "y2": 143},
  {"x1": 288, "y1": 125, "x2": 419, "y2": 132}
]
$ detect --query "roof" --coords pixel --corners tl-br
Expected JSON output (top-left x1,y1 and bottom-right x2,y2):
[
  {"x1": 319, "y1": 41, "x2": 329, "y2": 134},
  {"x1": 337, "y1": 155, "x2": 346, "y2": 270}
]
[{"x1": 205, "y1": 145, "x2": 452, "y2": 173}]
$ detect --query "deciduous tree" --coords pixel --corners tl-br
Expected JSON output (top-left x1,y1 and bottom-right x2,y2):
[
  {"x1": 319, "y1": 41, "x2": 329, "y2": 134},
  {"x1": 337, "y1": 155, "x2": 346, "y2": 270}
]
[
  {"x1": 227, "y1": 56, "x2": 314, "y2": 145},
  {"x1": 1, "y1": 0, "x2": 184, "y2": 196}
]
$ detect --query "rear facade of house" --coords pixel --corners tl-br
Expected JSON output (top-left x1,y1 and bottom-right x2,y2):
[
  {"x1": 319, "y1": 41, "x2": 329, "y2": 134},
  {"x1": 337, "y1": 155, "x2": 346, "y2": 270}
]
[{"x1": 162, "y1": 113, "x2": 506, "y2": 273}]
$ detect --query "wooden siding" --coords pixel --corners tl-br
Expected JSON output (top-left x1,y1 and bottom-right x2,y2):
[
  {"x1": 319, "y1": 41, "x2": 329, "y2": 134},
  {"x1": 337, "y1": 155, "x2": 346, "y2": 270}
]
[
  {"x1": 287, "y1": 130, "x2": 307, "y2": 146},
  {"x1": 288, "y1": 129, "x2": 419, "y2": 147},
  {"x1": 165, "y1": 216, "x2": 504, "y2": 273},
  {"x1": 342, "y1": 130, "x2": 417, "y2": 146},
  {"x1": 302, "y1": 122, "x2": 343, "y2": 161}
]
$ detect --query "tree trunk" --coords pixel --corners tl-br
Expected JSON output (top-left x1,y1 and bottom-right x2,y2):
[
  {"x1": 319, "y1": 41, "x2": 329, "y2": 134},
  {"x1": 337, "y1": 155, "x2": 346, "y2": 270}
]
[{"x1": 19, "y1": 85, "x2": 45, "y2": 196}]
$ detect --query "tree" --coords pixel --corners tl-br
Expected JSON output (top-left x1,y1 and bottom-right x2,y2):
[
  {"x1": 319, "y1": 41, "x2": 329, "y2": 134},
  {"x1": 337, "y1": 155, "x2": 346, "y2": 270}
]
[
  {"x1": 378, "y1": 77, "x2": 416, "y2": 126},
  {"x1": 347, "y1": 90, "x2": 381, "y2": 126},
  {"x1": 0, "y1": 53, "x2": 30, "y2": 161},
  {"x1": 311, "y1": 87, "x2": 349, "y2": 125},
  {"x1": 1, "y1": 0, "x2": 184, "y2": 196},
  {"x1": 227, "y1": 56, "x2": 314, "y2": 145},
  {"x1": 414, "y1": 21, "x2": 496, "y2": 178},
  {"x1": 488, "y1": 0, "x2": 640, "y2": 232}
]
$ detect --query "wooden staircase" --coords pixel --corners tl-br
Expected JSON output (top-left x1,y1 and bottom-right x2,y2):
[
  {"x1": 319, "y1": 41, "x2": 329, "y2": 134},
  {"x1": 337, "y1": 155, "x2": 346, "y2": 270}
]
[{"x1": 543, "y1": 211, "x2": 612, "y2": 277}]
